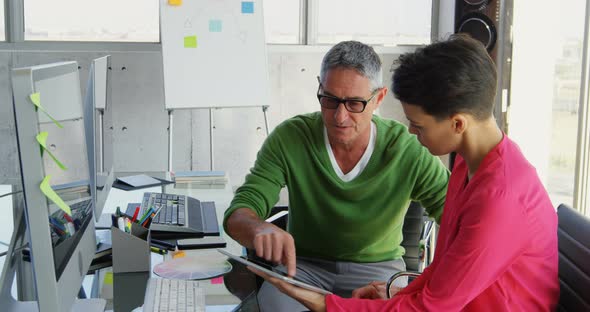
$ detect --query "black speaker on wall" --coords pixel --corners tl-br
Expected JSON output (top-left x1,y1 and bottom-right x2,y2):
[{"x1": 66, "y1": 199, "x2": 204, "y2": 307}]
[
  {"x1": 455, "y1": 0, "x2": 500, "y2": 61},
  {"x1": 455, "y1": 0, "x2": 514, "y2": 133}
]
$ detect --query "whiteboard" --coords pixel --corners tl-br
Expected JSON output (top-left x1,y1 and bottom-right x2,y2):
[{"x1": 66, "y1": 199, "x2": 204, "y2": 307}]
[{"x1": 160, "y1": 0, "x2": 270, "y2": 109}]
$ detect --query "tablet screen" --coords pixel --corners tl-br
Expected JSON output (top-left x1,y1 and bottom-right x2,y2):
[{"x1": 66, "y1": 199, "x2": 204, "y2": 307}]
[{"x1": 217, "y1": 249, "x2": 332, "y2": 295}]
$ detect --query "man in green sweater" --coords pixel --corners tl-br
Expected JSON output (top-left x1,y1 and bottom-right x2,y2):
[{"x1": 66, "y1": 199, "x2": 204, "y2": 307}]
[{"x1": 223, "y1": 40, "x2": 449, "y2": 311}]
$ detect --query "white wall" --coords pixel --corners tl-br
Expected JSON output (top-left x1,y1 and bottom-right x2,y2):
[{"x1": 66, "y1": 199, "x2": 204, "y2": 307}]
[
  {"x1": 0, "y1": 48, "x2": 412, "y2": 194},
  {"x1": 0, "y1": 2, "x2": 460, "y2": 206}
]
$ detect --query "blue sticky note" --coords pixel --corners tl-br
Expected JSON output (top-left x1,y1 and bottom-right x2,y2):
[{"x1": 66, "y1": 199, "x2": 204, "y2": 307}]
[
  {"x1": 241, "y1": 1, "x2": 254, "y2": 14},
  {"x1": 209, "y1": 19, "x2": 222, "y2": 32}
]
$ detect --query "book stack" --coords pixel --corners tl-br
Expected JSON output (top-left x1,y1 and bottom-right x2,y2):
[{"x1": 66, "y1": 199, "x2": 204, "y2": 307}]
[{"x1": 173, "y1": 171, "x2": 228, "y2": 188}]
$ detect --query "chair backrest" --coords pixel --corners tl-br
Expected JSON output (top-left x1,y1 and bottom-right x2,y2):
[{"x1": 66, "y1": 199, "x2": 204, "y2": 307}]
[
  {"x1": 401, "y1": 202, "x2": 433, "y2": 272},
  {"x1": 267, "y1": 205, "x2": 289, "y2": 230},
  {"x1": 557, "y1": 204, "x2": 590, "y2": 311}
]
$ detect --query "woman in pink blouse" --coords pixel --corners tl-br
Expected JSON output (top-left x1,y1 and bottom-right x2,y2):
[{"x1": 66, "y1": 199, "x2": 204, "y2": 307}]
[{"x1": 250, "y1": 34, "x2": 559, "y2": 311}]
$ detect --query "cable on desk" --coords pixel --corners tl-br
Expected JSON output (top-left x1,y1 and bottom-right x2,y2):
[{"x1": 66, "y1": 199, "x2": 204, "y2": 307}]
[{"x1": 0, "y1": 190, "x2": 23, "y2": 199}]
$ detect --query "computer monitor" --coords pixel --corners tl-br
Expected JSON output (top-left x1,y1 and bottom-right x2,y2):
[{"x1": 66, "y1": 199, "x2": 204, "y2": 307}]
[
  {"x1": 84, "y1": 55, "x2": 115, "y2": 221},
  {"x1": 10, "y1": 61, "x2": 104, "y2": 311}
]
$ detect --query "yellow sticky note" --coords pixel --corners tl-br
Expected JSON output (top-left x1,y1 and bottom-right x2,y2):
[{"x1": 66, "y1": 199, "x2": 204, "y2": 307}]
[
  {"x1": 40, "y1": 175, "x2": 72, "y2": 216},
  {"x1": 36, "y1": 132, "x2": 67, "y2": 170},
  {"x1": 104, "y1": 272, "x2": 113, "y2": 285},
  {"x1": 184, "y1": 36, "x2": 197, "y2": 48},
  {"x1": 168, "y1": 0, "x2": 182, "y2": 5},
  {"x1": 172, "y1": 250, "x2": 186, "y2": 259},
  {"x1": 29, "y1": 93, "x2": 63, "y2": 128}
]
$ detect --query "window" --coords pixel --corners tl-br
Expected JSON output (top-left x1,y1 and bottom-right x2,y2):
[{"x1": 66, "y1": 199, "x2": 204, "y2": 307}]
[
  {"x1": 263, "y1": 0, "x2": 300, "y2": 44},
  {"x1": 24, "y1": 0, "x2": 159, "y2": 42},
  {"x1": 263, "y1": 0, "x2": 433, "y2": 45},
  {"x1": 547, "y1": 2, "x2": 585, "y2": 211},
  {"x1": 0, "y1": 0, "x2": 5, "y2": 41},
  {"x1": 509, "y1": 0, "x2": 589, "y2": 214},
  {"x1": 314, "y1": 0, "x2": 432, "y2": 45}
]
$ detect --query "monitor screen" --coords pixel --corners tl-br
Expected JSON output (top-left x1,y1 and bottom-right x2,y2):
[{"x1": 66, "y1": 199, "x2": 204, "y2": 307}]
[
  {"x1": 34, "y1": 65, "x2": 93, "y2": 280},
  {"x1": 84, "y1": 55, "x2": 114, "y2": 221},
  {"x1": 11, "y1": 61, "x2": 100, "y2": 311}
]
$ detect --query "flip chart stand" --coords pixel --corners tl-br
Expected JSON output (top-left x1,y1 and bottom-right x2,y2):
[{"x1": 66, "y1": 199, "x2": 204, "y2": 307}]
[{"x1": 167, "y1": 106, "x2": 270, "y2": 172}]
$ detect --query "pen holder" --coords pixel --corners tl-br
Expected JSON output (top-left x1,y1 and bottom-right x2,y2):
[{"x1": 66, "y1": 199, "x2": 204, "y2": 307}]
[{"x1": 111, "y1": 223, "x2": 151, "y2": 273}]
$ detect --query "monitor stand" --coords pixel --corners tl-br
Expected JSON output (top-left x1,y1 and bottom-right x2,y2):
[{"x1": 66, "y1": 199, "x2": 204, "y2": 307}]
[{"x1": 0, "y1": 210, "x2": 106, "y2": 312}]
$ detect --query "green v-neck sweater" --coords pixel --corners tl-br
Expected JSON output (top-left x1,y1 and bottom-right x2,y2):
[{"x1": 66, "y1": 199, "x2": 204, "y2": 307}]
[{"x1": 224, "y1": 112, "x2": 449, "y2": 262}]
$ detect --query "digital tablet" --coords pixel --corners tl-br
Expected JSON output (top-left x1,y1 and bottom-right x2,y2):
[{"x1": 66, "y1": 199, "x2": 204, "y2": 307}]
[
  {"x1": 217, "y1": 249, "x2": 333, "y2": 295},
  {"x1": 177, "y1": 236, "x2": 227, "y2": 250}
]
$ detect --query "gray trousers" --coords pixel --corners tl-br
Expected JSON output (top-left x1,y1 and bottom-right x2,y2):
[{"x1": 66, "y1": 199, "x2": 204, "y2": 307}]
[{"x1": 257, "y1": 256, "x2": 407, "y2": 312}]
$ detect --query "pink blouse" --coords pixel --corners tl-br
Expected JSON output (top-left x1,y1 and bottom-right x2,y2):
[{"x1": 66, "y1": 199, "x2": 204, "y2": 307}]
[{"x1": 326, "y1": 135, "x2": 559, "y2": 311}]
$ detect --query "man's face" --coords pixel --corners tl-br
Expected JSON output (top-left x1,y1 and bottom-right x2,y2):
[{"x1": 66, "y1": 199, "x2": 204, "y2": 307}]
[
  {"x1": 319, "y1": 68, "x2": 385, "y2": 147},
  {"x1": 401, "y1": 102, "x2": 458, "y2": 156}
]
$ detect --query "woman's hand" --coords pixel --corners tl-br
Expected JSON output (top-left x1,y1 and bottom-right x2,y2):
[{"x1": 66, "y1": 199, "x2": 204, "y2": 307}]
[
  {"x1": 247, "y1": 266, "x2": 327, "y2": 312},
  {"x1": 351, "y1": 281, "x2": 401, "y2": 299}
]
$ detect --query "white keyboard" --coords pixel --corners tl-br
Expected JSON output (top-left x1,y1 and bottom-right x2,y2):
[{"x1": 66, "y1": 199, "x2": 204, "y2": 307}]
[{"x1": 143, "y1": 278, "x2": 205, "y2": 312}]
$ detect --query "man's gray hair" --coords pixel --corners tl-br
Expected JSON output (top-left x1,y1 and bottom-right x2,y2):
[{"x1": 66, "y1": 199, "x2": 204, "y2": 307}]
[{"x1": 319, "y1": 41, "x2": 383, "y2": 91}]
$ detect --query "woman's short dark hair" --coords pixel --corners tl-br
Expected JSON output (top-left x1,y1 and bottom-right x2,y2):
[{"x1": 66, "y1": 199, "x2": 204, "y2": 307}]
[{"x1": 392, "y1": 34, "x2": 497, "y2": 120}]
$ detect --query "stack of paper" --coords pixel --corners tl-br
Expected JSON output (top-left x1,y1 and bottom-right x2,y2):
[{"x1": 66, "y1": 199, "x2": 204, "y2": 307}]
[{"x1": 173, "y1": 171, "x2": 228, "y2": 186}]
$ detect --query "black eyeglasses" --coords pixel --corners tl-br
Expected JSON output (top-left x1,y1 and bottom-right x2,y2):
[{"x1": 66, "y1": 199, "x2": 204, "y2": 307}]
[{"x1": 316, "y1": 80, "x2": 380, "y2": 113}]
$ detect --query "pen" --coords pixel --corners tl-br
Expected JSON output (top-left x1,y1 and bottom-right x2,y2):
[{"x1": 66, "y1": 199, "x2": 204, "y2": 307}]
[
  {"x1": 49, "y1": 217, "x2": 66, "y2": 231},
  {"x1": 142, "y1": 212, "x2": 156, "y2": 227},
  {"x1": 144, "y1": 215, "x2": 154, "y2": 228},
  {"x1": 50, "y1": 223, "x2": 66, "y2": 236},
  {"x1": 131, "y1": 206, "x2": 140, "y2": 223},
  {"x1": 150, "y1": 246, "x2": 168, "y2": 255},
  {"x1": 138, "y1": 207, "x2": 153, "y2": 225},
  {"x1": 115, "y1": 206, "x2": 122, "y2": 217},
  {"x1": 63, "y1": 213, "x2": 73, "y2": 223}
]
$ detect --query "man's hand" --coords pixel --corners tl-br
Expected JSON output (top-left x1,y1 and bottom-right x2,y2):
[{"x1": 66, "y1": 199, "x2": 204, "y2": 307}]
[
  {"x1": 247, "y1": 266, "x2": 327, "y2": 312},
  {"x1": 225, "y1": 208, "x2": 297, "y2": 277},
  {"x1": 253, "y1": 222, "x2": 297, "y2": 276},
  {"x1": 351, "y1": 281, "x2": 400, "y2": 299}
]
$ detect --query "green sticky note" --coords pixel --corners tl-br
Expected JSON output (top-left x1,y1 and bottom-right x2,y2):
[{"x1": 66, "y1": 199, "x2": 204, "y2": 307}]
[
  {"x1": 184, "y1": 36, "x2": 197, "y2": 48},
  {"x1": 30, "y1": 92, "x2": 41, "y2": 110},
  {"x1": 40, "y1": 175, "x2": 72, "y2": 216},
  {"x1": 29, "y1": 92, "x2": 63, "y2": 128},
  {"x1": 36, "y1": 132, "x2": 67, "y2": 170}
]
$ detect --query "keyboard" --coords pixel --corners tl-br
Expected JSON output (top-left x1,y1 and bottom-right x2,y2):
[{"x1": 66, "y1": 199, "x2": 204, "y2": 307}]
[
  {"x1": 143, "y1": 278, "x2": 205, "y2": 312},
  {"x1": 144, "y1": 192, "x2": 187, "y2": 226},
  {"x1": 125, "y1": 192, "x2": 220, "y2": 238}
]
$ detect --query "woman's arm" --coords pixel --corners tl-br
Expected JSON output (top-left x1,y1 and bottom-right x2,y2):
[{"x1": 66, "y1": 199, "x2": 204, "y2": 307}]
[{"x1": 326, "y1": 192, "x2": 529, "y2": 311}]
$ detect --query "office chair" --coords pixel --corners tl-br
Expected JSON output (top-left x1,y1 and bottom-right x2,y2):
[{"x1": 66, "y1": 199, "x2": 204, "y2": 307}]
[
  {"x1": 556, "y1": 204, "x2": 590, "y2": 311},
  {"x1": 401, "y1": 201, "x2": 435, "y2": 272},
  {"x1": 386, "y1": 203, "x2": 590, "y2": 310}
]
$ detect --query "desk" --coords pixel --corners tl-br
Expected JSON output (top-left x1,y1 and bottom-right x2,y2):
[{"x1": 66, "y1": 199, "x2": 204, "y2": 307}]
[{"x1": 97, "y1": 172, "x2": 245, "y2": 311}]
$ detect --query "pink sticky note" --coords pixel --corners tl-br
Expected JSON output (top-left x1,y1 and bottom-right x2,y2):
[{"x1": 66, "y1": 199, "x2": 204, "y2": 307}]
[{"x1": 211, "y1": 276, "x2": 224, "y2": 284}]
